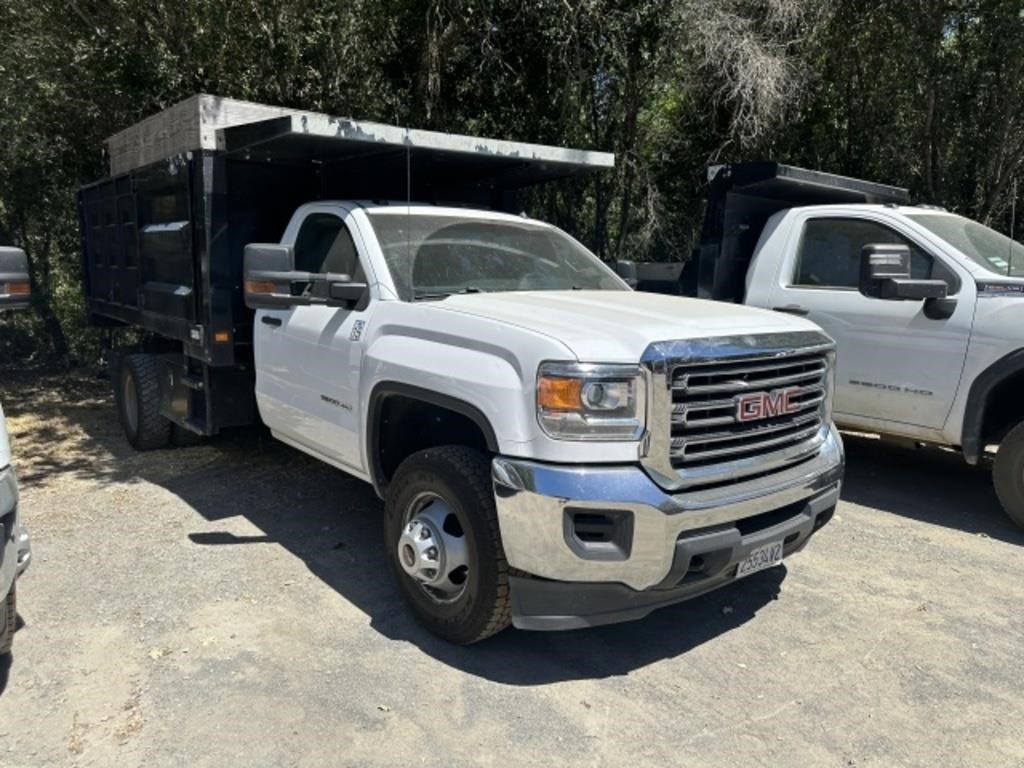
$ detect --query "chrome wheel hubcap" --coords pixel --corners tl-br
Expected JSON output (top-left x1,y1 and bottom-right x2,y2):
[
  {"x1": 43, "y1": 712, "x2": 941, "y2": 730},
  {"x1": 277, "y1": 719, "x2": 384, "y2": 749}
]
[{"x1": 398, "y1": 493, "x2": 469, "y2": 602}]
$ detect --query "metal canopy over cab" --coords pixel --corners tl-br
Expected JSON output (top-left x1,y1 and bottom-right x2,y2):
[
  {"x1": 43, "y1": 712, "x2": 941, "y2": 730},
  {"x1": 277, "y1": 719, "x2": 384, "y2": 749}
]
[
  {"x1": 688, "y1": 162, "x2": 911, "y2": 302},
  {"x1": 105, "y1": 94, "x2": 612, "y2": 192},
  {"x1": 216, "y1": 111, "x2": 613, "y2": 197},
  {"x1": 79, "y1": 95, "x2": 613, "y2": 436}
]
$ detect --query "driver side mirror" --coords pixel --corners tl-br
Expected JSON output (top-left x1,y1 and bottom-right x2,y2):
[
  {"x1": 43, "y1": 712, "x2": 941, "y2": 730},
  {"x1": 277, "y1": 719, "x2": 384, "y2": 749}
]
[
  {"x1": 0, "y1": 247, "x2": 31, "y2": 311},
  {"x1": 244, "y1": 243, "x2": 303, "y2": 309},
  {"x1": 244, "y1": 243, "x2": 368, "y2": 310},
  {"x1": 858, "y1": 244, "x2": 948, "y2": 301}
]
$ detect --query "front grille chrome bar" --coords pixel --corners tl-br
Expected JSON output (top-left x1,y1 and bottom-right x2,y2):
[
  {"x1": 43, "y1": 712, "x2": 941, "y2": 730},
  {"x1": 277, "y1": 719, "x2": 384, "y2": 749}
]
[
  {"x1": 639, "y1": 332, "x2": 836, "y2": 492},
  {"x1": 671, "y1": 386, "x2": 825, "y2": 428},
  {"x1": 674, "y1": 362, "x2": 827, "y2": 395},
  {"x1": 672, "y1": 416, "x2": 822, "y2": 463}
]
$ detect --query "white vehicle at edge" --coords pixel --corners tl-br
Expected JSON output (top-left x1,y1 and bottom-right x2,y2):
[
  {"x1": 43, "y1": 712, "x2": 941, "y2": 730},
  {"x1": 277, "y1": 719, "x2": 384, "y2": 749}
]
[
  {"x1": 744, "y1": 204, "x2": 1024, "y2": 525},
  {"x1": 243, "y1": 202, "x2": 844, "y2": 641},
  {"x1": 0, "y1": 246, "x2": 33, "y2": 655}
]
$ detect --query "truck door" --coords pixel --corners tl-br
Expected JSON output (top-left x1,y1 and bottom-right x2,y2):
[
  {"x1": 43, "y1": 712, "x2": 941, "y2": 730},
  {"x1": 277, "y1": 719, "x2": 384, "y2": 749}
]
[
  {"x1": 765, "y1": 214, "x2": 973, "y2": 431},
  {"x1": 256, "y1": 207, "x2": 373, "y2": 472}
]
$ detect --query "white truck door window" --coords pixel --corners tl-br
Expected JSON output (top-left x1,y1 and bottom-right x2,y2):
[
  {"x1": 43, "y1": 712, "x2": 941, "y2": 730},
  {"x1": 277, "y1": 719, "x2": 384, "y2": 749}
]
[
  {"x1": 771, "y1": 216, "x2": 972, "y2": 430},
  {"x1": 274, "y1": 211, "x2": 370, "y2": 470}
]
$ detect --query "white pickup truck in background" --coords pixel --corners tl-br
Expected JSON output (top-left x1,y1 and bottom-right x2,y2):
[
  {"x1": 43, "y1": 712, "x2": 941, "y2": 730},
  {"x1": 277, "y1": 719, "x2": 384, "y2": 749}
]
[
  {"x1": 78, "y1": 98, "x2": 845, "y2": 643},
  {"x1": 0, "y1": 246, "x2": 33, "y2": 655},
  {"x1": 678, "y1": 163, "x2": 1024, "y2": 527}
]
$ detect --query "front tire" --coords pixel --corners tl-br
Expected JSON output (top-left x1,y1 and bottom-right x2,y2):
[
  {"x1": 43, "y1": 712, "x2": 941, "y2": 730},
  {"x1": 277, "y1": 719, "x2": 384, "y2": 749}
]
[
  {"x1": 993, "y1": 421, "x2": 1024, "y2": 529},
  {"x1": 114, "y1": 354, "x2": 171, "y2": 451},
  {"x1": 384, "y1": 446, "x2": 511, "y2": 644},
  {"x1": 0, "y1": 586, "x2": 16, "y2": 656}
]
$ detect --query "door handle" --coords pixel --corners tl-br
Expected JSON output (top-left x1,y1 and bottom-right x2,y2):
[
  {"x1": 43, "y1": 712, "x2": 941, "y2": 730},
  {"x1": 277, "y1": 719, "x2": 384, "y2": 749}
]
[
  {"x1": 261, "y1": 315, "x2": 282, "y2": 327},
  {"x1": 773, "y1": 304, "x2": 810, "y2": 316}
]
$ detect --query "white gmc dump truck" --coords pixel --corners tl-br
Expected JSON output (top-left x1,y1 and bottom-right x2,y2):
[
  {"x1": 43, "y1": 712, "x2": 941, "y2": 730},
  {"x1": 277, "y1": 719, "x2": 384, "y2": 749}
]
[
  {"x1": 0, "y1": 247, "x2": 33, "y2": 655},
  {"x1": 79, "y1": 97, "x2": 842, "y2": 642},
  {"x1": 679, "y1": 162, "x2": 1024, "y2": 528}
]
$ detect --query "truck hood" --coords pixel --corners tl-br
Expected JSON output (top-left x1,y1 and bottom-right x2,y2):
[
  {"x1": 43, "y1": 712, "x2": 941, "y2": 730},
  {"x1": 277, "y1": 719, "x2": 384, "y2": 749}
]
[{"x1": 432, "y1": 290, "x2": 823, "y2": 361}]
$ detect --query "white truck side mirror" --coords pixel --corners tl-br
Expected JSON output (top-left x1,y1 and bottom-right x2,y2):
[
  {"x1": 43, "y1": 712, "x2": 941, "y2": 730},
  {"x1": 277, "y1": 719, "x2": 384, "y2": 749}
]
[
  {"x1": 244, "y1": 243, "x2": 367, "y2": 310},
  {"x1": 244, "y1": 243, "x2": 305, "y2": 309},
  {"x1": 858, "y1": 243, "x2": 948, "y2": 301}
]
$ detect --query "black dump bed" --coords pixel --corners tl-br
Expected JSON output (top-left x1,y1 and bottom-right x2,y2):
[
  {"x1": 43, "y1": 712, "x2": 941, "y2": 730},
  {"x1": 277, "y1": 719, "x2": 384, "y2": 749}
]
[
  {"x1": 79, "y1": 96, "x2": 613, "y2": 367},
  {"x1": 684, "y1": 162, "x2": 910, "y2": 301},
  {"x1": 78, "y1": 95, "x2": 612, "y2": 434}
]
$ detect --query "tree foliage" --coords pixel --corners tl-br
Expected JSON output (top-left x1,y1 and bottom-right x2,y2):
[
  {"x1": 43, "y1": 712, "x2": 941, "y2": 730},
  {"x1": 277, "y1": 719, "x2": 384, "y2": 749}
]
[{"x1": 0, "y1": 0, "x2": 1022, "y2": 364}]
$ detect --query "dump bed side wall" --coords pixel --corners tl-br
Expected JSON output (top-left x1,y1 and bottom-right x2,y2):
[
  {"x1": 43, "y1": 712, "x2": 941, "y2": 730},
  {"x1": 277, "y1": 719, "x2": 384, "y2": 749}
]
[
  {"x1": 692, "y1": 191, "x2": 793, "y2": 302},
  {"x1": 685, "y1": 163, "x2": 911, "y2": 302},
  {"x1": 80, "y1": 157, "x2": 198, "y2": 340},
  {"x1": 80, "y1": 153, "x2": 318, "y2": 367}
]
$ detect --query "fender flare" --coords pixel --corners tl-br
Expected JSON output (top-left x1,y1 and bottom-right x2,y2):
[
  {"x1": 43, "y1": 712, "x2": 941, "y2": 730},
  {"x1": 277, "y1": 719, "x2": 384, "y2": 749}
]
[
  {"x1": 961, "y1": 348, "x2": 1024, "y2": 464},
  {"x1": 366, "y1": 382, "x2": 500, "y2": 495}
]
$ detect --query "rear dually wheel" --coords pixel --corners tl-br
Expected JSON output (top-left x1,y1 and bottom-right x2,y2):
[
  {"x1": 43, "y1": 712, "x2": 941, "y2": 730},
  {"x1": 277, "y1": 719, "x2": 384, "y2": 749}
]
[{"x1": 115, "y1": 354, "x2": 171, "y2": 451}]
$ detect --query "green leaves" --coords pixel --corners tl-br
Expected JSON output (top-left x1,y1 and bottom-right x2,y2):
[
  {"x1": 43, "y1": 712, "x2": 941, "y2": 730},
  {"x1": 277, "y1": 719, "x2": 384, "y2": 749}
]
[{"x1": 0, "y1": 0, "x2": 1021, "y2": 363}]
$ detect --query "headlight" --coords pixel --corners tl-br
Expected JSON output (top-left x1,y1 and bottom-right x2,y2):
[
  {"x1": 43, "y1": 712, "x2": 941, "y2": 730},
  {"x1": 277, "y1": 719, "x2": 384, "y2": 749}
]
[{"x1": 536, "y1": 362, "x2": 646, "y2": 441}]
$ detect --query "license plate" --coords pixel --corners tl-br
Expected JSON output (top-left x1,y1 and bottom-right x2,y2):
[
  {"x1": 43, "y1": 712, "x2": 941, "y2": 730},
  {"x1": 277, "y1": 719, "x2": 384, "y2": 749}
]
[{"x1": 736, "y1": 541, "x2": 784, "y2": 579}]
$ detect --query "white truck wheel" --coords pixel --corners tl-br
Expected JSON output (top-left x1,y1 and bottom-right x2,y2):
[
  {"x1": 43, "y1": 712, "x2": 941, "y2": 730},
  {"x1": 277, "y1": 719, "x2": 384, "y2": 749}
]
[
  {"x1": 384, "y1": 446, "x2": 511, "y2": 644},
  {"x1": 993, "y1": 421, "x2": 1024, "y2": 530}
]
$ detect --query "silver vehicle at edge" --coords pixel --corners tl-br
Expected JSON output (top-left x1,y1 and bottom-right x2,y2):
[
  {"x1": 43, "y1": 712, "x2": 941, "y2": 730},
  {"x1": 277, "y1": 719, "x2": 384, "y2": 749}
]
[{"x1": 0, "y1": 247, "x2": 33, "y2": 655}]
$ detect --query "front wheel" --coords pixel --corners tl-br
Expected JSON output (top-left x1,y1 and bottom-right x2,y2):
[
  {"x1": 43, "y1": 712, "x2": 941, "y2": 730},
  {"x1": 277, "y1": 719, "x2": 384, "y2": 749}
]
[
  {"x1": 384, "y1": 446, "x2": 511, "y2": 644},
  {"x1": 993, "y1": 421, "x2": 1024, "y2": 529}
]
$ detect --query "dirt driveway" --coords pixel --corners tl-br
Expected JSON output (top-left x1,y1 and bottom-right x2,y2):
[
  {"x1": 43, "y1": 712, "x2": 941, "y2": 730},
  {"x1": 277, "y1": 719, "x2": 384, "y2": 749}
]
[{"x1": 0, "y1": 371, "x2": 1021, "y2": 767}]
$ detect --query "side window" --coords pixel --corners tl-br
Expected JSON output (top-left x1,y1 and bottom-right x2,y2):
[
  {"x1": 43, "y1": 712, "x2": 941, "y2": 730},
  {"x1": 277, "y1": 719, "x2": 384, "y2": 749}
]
[
  {"x1": 294, "y1": 213, "x2": 365, "y2": 280},
  {"x1": 794, "y1": 217, "x2": 949, "y2": 289}
]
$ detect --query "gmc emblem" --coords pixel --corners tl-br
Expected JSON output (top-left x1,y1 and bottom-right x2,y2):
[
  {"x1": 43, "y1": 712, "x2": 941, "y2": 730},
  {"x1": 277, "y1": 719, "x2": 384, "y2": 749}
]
[{"x1": 736, "y1": 388, "x2": 801, "y2": 422}]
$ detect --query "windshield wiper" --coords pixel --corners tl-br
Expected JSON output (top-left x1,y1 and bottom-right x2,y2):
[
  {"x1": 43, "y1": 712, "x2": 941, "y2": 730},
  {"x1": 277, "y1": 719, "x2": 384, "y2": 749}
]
[{"x1": 412, "y1": 286, "x2": 485, "y2": 301}]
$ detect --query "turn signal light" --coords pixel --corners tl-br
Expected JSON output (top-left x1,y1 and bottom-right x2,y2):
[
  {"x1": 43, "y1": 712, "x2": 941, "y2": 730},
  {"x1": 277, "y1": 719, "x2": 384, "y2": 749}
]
[
  {"x1": 244, "y1": 280, "x2": 275, "y2": 295},
  {"x1": 537, "y1": 376, "x2": 583, "y2": 411}
]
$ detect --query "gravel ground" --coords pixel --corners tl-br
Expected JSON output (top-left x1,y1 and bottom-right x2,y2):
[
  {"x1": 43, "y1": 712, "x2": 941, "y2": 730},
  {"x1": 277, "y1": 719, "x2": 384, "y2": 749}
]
[{"x1": 0, "y1": 370, "x2": 1022, "y2": 768}]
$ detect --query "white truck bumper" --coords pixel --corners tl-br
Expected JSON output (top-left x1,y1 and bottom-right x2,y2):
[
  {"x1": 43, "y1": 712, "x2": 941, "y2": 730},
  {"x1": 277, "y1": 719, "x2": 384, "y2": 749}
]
[{"x1": 492, "y1": 426, "x2": 843, "y2": 629}]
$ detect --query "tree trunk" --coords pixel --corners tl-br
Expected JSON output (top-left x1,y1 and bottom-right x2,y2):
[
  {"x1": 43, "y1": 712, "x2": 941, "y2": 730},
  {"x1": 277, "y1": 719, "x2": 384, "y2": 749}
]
[
  {"x1": 34, "y1": 296, "x2": 70, "y2": 360},
  {"x1": 13, "y1": 215, "x2": 71, "y2": 361}
]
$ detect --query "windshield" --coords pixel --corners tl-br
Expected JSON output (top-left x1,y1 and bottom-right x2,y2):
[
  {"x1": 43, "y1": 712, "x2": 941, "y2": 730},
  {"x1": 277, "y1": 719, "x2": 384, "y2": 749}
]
[
  {"x1": 365, "y1": 212, "x2": 626, "y2": 301},
  {"x1": 906, "y1": 213, "x2": 1024, "y2": 277}
]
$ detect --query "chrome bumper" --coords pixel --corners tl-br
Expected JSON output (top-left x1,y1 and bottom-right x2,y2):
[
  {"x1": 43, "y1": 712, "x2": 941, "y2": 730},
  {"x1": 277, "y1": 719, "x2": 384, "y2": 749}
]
[{"x1": 492, "y1": 426, "x2": 844, "y2": 591}]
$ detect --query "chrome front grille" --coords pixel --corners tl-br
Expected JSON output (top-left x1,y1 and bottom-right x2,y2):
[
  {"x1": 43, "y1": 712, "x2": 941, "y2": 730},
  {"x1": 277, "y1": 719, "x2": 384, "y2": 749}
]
[{"x1": 669, "y1": 351, "x2": 829, "y2": 467}]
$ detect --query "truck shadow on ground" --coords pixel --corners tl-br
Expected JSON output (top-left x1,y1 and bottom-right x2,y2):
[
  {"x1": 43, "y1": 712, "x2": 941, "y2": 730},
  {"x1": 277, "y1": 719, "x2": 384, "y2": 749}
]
[
  {"x1": 5, "y1": 372, "x2": 1020, "y2": 684},
  {"x1": 839, "y1": 433, "x2": 1024, "y2": 545},
  {"x1": 166, "y1": 431, "x2": 788, "y2": 684}
]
